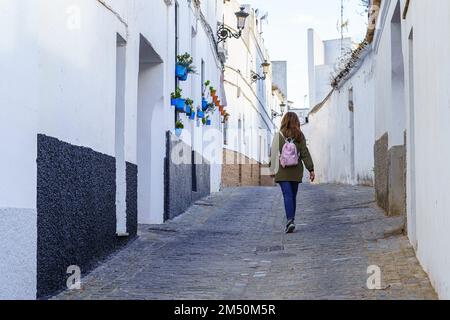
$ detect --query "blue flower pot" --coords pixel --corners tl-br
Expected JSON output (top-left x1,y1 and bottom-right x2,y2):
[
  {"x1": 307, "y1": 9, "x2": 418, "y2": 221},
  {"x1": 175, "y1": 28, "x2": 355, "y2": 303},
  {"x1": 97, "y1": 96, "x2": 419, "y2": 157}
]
[
  {"x1": 175, "y1": 99, "x2": 186, "y2": 112},
  {"x1": 189, "y1": 112, "x2": 196, "y2": 120},
  {"x1": 202, "y1": 99, "x2": 208, "y2": 111},
  {"x1": 176, "y1": 64, "x2": 187, "y2": 79},
  {"x1": 197, "y1": 111, "x2": 205, "y2": 119},
  {"x1": 185, "y1": 106, "x2": 191, "y2": 115},
  {"x1": 175, "y1": 128, "x2": 182, "y2": 137},
  {"x1": 171, "y1": 98, "x2": 178, "y2": 106},
  {"x1": 179, "y1": 73, "x2": 188, "y2": 81},
  {"x1": 206, "y1": 119, "x2": 212, "y2": 126}
]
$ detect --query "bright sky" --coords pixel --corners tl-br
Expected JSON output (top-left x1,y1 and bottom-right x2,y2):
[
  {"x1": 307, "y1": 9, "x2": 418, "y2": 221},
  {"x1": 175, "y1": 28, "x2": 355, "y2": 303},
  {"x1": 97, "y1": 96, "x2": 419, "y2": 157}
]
[{"x1": 244, "y1": 0, "x2": 369, "y2": 109}]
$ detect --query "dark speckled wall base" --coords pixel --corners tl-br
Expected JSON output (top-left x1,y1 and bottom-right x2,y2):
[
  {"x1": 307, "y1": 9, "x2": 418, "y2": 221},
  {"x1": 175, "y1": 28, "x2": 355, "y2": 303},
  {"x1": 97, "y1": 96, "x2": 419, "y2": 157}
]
[
  {"x1": 126, "y1": 162, "x2": 138, "y2": 237},
  {"x1": 37, "y1": 134, "x2": 137, "y2": 299},
  {"x1": 164, "y1": 131, "x2": 211, "y2": 221}
]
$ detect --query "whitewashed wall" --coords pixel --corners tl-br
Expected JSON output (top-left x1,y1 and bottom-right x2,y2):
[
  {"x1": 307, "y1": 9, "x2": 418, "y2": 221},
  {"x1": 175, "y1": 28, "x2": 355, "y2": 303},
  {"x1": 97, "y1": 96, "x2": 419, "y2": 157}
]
[
  {"x1": 401, "y1": 0, "x2": 450, "y2": 299},
  {"x1": 373, "y1": 0, "x2": 406, "y2": 147},
  {"x1": 0, "y1": 0, "x2": 225, "y2": 299},
  {"x1": 176, "y1": 0, "x2": 224, "y2": 193},
  {"x1": 0, "y1": 0, "x2": 38, "y2": 299},
  {"x1": 308, "y1": 50, "x2": 375, "y2": 185},
  {"x1": 36, "y1": 0, "x2": 223, "y2": 224}
]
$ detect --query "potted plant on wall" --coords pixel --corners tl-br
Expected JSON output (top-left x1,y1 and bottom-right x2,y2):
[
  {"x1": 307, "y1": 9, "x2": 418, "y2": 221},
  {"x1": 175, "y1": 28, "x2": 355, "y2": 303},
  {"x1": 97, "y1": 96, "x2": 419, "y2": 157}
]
[
  {"x1": 202, "y1": 116, "x2": 212, "y2": 126},
  {"x1": 197, "y1": 108, "x2": 205, "y2": 119},
  {"x1": 202, "y1": 101, "x2": 213, "y2": 112},
  {"x1": 176, "y1": 52, "x2": 196, "y2": 81},
  {"x1": 210, "y1": 86, "x2": 217, "y2": 97},
  {"x1": 171, "y1": 87, "x2": 182, "y2": 106},
  {"x1": 202, "y1": 80, "x2": 211, "y2": 108},
  {"x1": 202, "y1": 99, "x2": 208, "y2": 111},
  {"x1": 185, "y1": 98, "x2": 194, "y2": 115},
  {"x1": 171, "y1": 87, "x2": 186, "y2": 112},
  {"x1": 175, "y1": 120, "x2": 184, "y2": 137}
]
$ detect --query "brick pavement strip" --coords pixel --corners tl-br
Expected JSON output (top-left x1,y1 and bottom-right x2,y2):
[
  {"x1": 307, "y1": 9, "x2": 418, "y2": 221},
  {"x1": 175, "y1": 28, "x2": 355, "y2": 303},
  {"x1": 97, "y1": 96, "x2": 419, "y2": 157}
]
[{"x1": 53, "y1": 184, "x2": 437, "y2": 300}]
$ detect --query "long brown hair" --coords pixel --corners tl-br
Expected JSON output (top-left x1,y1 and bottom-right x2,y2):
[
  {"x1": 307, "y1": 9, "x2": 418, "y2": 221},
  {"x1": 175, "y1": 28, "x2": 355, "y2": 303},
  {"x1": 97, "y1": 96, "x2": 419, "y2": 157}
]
[{"x1": 280, "y1": 112, "x2": 302, "y2": 142}]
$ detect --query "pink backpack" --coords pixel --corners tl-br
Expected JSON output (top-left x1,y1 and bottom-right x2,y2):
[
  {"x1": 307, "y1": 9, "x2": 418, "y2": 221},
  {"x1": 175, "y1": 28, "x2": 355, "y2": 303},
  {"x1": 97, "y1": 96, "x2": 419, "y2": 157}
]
[{"x1": 280, "y1": 133, "x2": 300, "y2": 168}]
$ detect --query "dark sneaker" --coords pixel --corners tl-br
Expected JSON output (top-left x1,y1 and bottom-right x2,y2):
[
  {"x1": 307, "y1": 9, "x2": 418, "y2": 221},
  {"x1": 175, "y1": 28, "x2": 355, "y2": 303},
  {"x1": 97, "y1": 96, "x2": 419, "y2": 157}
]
[{"x1": 286, "y1": 219, "x2": 296, "y2": 234}]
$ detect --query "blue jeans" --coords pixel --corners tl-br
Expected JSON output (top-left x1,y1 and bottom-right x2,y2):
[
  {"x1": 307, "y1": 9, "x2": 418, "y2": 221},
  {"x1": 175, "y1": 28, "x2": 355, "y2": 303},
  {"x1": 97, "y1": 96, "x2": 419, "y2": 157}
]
[{"x1": 279, "y1": 182, "x2": 300, "y2": 221}]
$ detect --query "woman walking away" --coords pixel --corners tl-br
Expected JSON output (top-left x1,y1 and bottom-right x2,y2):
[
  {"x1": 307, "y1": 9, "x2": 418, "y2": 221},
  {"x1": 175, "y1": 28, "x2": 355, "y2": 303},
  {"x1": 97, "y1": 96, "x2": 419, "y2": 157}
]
[{"x1": 270, "y1": 112, "x2": 315, "y2": 234}]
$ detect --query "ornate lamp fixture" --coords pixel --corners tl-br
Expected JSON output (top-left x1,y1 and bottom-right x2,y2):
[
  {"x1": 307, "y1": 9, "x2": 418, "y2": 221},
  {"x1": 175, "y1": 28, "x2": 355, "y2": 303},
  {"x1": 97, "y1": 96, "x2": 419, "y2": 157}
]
[
  {"x1": 251, "y1": 60, "x2": 271, "y2": 83},
  {"x1": 217, "y1": 7, "x2": 249, "y2": 43},
  {"x1": 272, "y1": 102, "x2": 286, "y2": 119},
  {"x1": 271, "y1": 110, "x2": 283, "y2": 119}
]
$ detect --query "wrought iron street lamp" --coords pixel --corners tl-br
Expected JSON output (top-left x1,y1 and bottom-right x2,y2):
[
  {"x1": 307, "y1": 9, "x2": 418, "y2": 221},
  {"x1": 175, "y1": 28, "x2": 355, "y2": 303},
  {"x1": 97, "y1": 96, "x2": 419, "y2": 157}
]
[
  {"x1": 217, "y1": 7, "x2": 249, "y2": 43},
  {"x1": 272, "y1": 110, "x2": 283, "y2": 119},
  {"x1": 251, "y1": 60, "x2": 271, "y2": 83},
  {"x1": 272, "y1": 103, "x2": 286, "y2": 120}
]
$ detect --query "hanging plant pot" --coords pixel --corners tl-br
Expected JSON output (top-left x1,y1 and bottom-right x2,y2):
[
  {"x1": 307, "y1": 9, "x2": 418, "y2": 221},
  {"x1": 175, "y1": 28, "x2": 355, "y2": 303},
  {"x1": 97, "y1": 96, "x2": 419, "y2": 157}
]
[
  {"x1": 179, "y1": 72, "x2": 188, "y2": 81},
  {"x1": 175, "y1": 128, "x2": 183, "y2": 137},
  {"x1": 185, "y1": 105, "x2": 192, "y2": 115},
  {"x1": 197, "y1": 110, "x2": 205, "y2": 119},
  {"x1": 202, "y1": 98, "x2": 208, "y2": 111},
  {"x1": 189, "y1": 111, "x2": 196, "y2": 120},
  {"x1": 213, "y1": 95, "x2": 218, "y2": 103},
  {"x1": 206, "y1": 119, "x2": 212, "y2": 126},
  {"x1": 171, "y1": 98, "x2": 178, "y2": 106},
  {"x1": 175, "y1": 99, "x2": 186, "y2": 112},
  {"x1": 219, "y1": 106, "x2": 224, "y2": 112},
  {"x1": 176, "y1": 64, "x2": 188, "y2": 80},
  {"x1": 215, "y1": 100, "x2": 221, "y2": 107}
]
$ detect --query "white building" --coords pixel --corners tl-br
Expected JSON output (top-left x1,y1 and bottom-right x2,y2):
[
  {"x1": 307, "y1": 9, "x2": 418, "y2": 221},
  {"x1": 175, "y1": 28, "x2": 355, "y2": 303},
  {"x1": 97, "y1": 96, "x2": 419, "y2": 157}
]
[
  {"x1": 290, "y1": 108, "x2": 310, "y2": 125},
  {"x1": 271, "y1": 61, "x2": 289, "y2": 129},
  {"x1": 395, "y1": 0, "x2": 450, "y2": 299},
  {"x1": 221, "y1": 0, "x2": 281, "y2": 187},
  {"x1": 307, "y1": 29, "x2": 375, "y2": 186},
  {"x1": 308, "y1": 29, "x2": 353, "y2": 108},
  {"x1": 1, "y1": 0, "x2": 225, "y2": 299},
  {"x1": 307, "y1": 0, "x2": 450, "y2": 299}
]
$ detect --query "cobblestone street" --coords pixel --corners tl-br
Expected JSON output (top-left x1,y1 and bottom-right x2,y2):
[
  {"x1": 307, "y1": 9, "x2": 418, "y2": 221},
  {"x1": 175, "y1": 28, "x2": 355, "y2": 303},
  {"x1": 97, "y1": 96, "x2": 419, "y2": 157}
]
[{"x1": 54, "y1": 184, "x2": 437, "y2": 300}]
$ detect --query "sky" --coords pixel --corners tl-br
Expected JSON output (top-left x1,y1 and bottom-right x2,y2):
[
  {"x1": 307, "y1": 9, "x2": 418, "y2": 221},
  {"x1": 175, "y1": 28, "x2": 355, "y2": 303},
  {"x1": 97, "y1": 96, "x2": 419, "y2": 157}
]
[{"x1": 244, "y1": 0, "x2": 369, "y2": 109}]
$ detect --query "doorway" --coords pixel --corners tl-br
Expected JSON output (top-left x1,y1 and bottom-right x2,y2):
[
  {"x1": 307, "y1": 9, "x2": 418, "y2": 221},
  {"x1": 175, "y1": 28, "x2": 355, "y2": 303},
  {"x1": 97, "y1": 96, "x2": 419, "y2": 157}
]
[{"x1": 137, "y1": 35, "x2": 164, "y2": 224}]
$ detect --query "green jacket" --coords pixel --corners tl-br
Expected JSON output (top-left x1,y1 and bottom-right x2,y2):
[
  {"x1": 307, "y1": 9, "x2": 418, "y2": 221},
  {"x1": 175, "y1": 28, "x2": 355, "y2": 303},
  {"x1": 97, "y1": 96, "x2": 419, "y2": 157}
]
[{"x1": 270, "y1": 132, "x2": 314, "y2": 183}]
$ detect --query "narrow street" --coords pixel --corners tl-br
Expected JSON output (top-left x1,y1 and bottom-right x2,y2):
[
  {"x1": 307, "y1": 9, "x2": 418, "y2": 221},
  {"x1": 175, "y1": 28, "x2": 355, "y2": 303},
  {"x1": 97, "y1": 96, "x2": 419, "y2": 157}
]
[{"x1": 54, "y1": 184, "x2": 436, "y2": 300}]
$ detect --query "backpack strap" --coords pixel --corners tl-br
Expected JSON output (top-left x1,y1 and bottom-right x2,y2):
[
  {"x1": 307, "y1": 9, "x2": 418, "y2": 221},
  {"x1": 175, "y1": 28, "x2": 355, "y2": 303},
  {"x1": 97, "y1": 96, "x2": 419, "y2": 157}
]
[{"x1": 280, "y1": 131, "x2": 295, "y2": 144}]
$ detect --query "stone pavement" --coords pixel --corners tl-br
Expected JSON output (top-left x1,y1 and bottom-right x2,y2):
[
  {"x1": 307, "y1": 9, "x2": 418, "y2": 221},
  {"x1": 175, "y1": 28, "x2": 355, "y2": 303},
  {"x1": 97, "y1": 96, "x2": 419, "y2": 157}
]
[{"x1": 53, "y1": 184, "x2": 437, "y2": 300}]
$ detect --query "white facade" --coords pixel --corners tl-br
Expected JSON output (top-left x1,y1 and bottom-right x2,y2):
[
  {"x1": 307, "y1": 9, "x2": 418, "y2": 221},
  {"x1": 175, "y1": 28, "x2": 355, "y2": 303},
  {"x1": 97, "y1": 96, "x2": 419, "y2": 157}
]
[
  {"x1": 1, "y1": 0, "x2": 39, "y2": 300},
  {"x1": 307, "y1": 0, "x2": 450, "y2": 299},
  {"x1": 399, "y1": 0, "x2": 450, "y2": 299},
  {"x1": 308, "y1": 29, "x2": 353, "y2": 108},
  {"x1": 307, "y1": 36, "x2": 375, "y2": 186},
  {"x1": 223, "y1": 0, "x2": 278, "y2": 165},
  {"x1": 1, "y1": 0, "x2": 225, "y2": 299}
]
